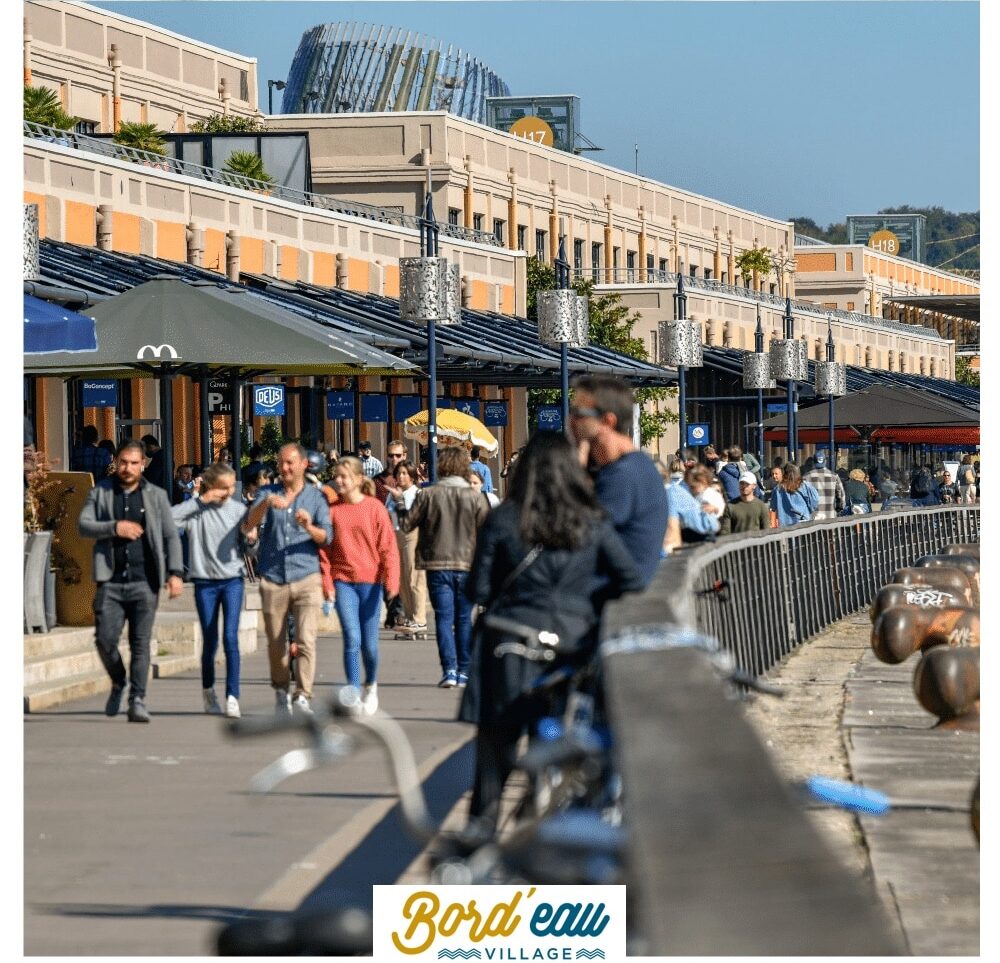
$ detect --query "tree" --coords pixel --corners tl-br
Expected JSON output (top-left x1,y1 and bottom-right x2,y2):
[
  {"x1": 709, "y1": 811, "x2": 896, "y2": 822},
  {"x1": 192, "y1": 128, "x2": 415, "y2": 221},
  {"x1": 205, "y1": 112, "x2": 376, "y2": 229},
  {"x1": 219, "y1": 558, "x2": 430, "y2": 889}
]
[
  {"x1": 735, "y1": 247, "x2": 772, "y2": 288},
  {"x1": 955, "y1": 357, "x2": 979, "y2": 388},
  {"x1": 24, "y1": 85, "x2": 76, "y2": 129},
  {"x1": 525, "y1": 257, "x2": 676, "y2": 446},
  {"x1": 113, "y1": 121, "x2": 167, "y2": 154},
  {"x1": 259, "y1": 418, "x2": 285, "y2": 459},
  {"x1": 190, "y1": 113, "x2": 268, "y2": 133},
  {"x1": 221, "y1": 150, "x2": 275, "y2": 188}
]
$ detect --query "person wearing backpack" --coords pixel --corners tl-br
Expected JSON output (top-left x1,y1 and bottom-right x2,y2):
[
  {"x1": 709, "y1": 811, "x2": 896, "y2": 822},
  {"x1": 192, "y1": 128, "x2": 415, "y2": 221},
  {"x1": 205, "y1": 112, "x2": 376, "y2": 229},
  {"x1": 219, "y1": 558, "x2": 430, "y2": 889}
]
[
  {"x1": 958, "y1": 455, "x2": 977, "y2": 504},
  {"x1": 909, "y1": 465, "x2": 939, "y2": 507},
  {"x1": 771, "y1": 463, "x2": 819, "y2": 526}
]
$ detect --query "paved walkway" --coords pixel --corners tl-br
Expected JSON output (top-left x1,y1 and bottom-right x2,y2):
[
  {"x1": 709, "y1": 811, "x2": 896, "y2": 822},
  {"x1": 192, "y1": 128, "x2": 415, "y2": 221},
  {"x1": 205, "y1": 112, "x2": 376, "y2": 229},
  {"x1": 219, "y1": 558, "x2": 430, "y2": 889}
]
[{"x1": 23, "y1": 625, "x2": 475, "y2": 956}]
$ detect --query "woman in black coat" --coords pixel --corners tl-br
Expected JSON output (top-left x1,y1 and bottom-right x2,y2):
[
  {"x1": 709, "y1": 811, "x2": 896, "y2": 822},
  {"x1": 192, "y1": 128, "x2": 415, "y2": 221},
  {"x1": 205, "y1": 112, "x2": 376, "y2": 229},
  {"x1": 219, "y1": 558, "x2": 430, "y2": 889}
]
[{"x1": 458, "y1": 431, "x2": 643, "y2": 833}]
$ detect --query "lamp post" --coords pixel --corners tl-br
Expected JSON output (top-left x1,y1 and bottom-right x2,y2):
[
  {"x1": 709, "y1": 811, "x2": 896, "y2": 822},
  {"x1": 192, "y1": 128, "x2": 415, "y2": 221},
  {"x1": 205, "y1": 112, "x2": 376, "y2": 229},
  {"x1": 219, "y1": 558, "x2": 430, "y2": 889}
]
[
  {"x1": 742, "y1": 303, "x2": 774, "y2": 468},
  {"x1": 399, "y1": 171, "x2": 460, "y2": 482},
  {"x1": 768, "y1": 297, "x2": 806, "y2": 463},
  {"x1": 660, "y1": 272, "x2": 703, "y2": 451},
  {"x1": 267, "y1": 79, "x2": 286, "y2": 114},
  {"x1": 814, "y1": 314, "x2": 847, "y2": 466},
  {"x1": 537, "y1": 236, "x2": 588, "y2": 427}
]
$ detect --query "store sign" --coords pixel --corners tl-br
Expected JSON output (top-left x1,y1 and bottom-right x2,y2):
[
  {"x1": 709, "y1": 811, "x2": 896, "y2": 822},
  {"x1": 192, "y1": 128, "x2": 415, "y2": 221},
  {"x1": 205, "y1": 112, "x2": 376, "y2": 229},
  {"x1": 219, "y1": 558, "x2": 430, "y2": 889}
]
[
  {"x1": 326, "y1": 390, "x2": 354, "y2": 420},
  {"x1": 687, "y1": 423, "x2": 710, "y2": 447},
  {"x1": 82, "y1": 381, "x2": 117, "y2": 408},
  {"x1": 253, "y1": 384, "x2": 285, "y2": 417},
  {"x1": 394, "y1": 395, "x2": 422, "y2": 422},
  {"x1": 207, "y1": 379, "x2": 232, "y2": 414},
  {"x1": 484, "y1": 400, "x2": 508, "y2": 427},
  {"x1": 537, "y1": 405, "x2": 563, "y2": 432},
  {"x1": 454, "y1": 397, "x2": 481, "y2": 420},
  {"x1": 361, "y1": 394, "x2": 389, "y2": 423}
]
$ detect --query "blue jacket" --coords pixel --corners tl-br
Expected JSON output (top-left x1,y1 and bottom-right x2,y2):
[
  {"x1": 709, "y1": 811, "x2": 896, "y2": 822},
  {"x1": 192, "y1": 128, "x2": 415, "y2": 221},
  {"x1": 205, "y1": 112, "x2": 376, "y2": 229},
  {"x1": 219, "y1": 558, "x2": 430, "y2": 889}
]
[
  {"x1": 772, "y1": 482, "x2": 819, "y2": 526},
  {"x1": 718, "y1": 462, "x2": 743, "y2": 501}
]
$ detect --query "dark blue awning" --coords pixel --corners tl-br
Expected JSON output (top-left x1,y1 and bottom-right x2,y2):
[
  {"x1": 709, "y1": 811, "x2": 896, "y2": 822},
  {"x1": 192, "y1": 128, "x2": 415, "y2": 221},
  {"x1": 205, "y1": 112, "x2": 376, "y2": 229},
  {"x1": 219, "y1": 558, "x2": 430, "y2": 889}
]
[{"x1": 24, "y1": 294, "x2": 98, "y2": 354}]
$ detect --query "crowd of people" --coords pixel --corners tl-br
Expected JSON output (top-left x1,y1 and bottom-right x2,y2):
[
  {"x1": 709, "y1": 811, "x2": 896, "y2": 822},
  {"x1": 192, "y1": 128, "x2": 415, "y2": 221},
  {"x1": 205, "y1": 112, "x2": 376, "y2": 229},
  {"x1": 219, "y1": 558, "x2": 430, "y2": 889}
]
[{"x1": 70, "y1": 379, "x2": 977, "y2": 830}]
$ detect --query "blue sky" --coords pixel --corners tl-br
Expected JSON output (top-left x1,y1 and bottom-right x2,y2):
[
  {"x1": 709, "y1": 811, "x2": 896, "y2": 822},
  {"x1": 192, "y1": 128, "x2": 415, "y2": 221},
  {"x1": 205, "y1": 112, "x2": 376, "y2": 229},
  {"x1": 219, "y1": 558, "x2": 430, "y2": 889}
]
[{"x1": 89, "y1": 1, "x2": 980, "y2": 225}]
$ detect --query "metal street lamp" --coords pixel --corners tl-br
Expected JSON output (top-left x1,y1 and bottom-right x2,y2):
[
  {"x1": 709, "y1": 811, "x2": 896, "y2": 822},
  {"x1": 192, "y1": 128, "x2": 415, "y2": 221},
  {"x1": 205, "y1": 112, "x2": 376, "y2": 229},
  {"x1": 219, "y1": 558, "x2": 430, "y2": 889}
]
[
  {"x1": 399, "y1": 175, "x2": 460, "y2": 482},
  {"x1": 537, "y1": 236, "x2": 588, "y2": 427},
  {"x1": 742, "y1": 304, "x2": 775, "y2": 468},
  {"x1": 814, "y1": 313, "x2": 847, "y2": 467},
  {"x1": 267, "y1": 79, "x2": 286, "y2": 114},
  {"x1": 768, "y1": 296, "x2": 807, "y2": 463},
  {"x1": 660, "y1": 273, "x2": 703, "y2": 451}
]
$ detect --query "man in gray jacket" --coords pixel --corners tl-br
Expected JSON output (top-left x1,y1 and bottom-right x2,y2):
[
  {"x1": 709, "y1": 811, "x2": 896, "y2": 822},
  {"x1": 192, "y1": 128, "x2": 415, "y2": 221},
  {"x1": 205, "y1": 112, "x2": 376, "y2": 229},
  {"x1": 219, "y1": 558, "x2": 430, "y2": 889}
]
[{"x1": 78, "y1": 439, "x2": 184, "y2": 723}]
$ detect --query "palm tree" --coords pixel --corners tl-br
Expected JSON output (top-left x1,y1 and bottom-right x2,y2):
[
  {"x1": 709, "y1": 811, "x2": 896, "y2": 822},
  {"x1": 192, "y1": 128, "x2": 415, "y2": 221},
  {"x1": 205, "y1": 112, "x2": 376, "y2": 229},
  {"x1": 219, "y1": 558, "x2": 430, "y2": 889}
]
[
  {"x1": 221, "y1": 150, "x2": 275, "y2": 189},
  {"x1": 113, "y1": 121, "x2": 167, "y2": 155},
  {"x1": 24, "y1": 85, "x2": 76, "y2": 129}
]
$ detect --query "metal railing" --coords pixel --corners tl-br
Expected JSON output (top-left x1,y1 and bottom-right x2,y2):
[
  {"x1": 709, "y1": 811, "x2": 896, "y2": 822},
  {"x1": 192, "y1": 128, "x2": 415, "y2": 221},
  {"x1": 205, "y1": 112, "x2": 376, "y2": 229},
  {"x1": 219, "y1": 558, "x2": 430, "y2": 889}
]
[
  {"x1": 605, "y1": 506, "x2": 979, "y2": 678},
  {"x1": 577, "y1": 266, "x2": 945, "y2": 340},
  {"x1": 24, "y1": 120, "x2": 503, "y2": 248}
]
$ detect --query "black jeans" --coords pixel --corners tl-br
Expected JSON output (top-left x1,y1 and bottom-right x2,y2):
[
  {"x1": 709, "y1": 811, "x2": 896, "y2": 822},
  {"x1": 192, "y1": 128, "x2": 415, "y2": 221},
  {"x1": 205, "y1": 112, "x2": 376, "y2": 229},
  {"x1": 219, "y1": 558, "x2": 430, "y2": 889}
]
[
  {"x1": 93, "y1": 581, "x2": 158, "y2": 701},
  {"x1": 469, "y1": 722, "x2": 523, "y2": 832}
]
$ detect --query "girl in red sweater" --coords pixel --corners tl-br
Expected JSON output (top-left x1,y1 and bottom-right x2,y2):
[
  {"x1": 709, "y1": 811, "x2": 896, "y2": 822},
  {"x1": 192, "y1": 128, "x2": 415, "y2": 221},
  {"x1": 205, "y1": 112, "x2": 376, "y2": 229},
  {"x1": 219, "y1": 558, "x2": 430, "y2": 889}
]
[{"x1": 319, "y1": 457, "x2": 400, "y2": 714}]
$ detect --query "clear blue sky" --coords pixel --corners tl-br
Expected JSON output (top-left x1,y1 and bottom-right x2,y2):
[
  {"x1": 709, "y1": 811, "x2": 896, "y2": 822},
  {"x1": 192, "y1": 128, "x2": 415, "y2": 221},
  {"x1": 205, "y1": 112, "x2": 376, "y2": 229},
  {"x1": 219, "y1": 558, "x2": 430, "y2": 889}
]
[{"x1": 89, "y1": 1, "x2": 980, "y2": 226}]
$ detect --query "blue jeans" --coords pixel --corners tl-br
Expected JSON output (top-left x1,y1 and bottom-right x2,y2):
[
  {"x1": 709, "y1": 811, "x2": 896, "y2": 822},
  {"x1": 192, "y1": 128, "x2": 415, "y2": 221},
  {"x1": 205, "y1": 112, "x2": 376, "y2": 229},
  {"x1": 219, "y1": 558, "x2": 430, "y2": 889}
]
[
  {"x1": 426, "y1": 570, "x2": 473, "y2": 674},
  {"x1": 193, "y1": 577, "x2": 244, "y2": 698},
  {"x1": 334, "y1": 581, "x2": 382, "y2": 688}
]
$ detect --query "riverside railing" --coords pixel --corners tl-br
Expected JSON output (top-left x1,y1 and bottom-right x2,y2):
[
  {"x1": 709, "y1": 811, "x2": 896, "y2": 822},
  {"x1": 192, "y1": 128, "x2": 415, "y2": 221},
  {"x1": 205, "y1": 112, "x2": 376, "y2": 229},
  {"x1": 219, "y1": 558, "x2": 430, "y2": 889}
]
[
  {"x1": 24, "y1": 120, "x2": 503, "y2": 248},
  {"x1": 604, "y1": 505, "x2": 979, "y2": 678}
]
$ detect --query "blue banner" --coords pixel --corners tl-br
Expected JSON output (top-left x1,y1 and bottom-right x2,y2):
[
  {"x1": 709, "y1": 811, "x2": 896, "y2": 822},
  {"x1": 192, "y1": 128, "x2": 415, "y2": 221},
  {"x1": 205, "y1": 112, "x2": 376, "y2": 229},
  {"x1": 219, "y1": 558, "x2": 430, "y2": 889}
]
[
  {"x1": 326, "y1": 390, "x2": 354, "y2": 420},
  {"x1": 766, "y1": 403, "x2": 788, "y2": 413},
  {"x1": 484, "y1": 400, "x2": 508, "y2": 427},
  {"x1": 361, "y1": 394, "x2": 389, "y2": 423},
  {"x1": 453, "y1": 398, "x2": 481, "y2": 420},
  {"x1": 687, "y1": 423, "x2": 710, "y2": 447},
  {"x1": 253, "y1": 384, "x2": 285, "y2": 417},
  {"x1": 537, "y1": 405, "x2": 563, "y2": 432},
  {"x1": 435, "y1": 397, "x2": 452, "y2": 410},
  {"x1": 82, "y1": 380, "x2": 117, "y2": 408},
  {"x1": 394, "y1": 395, "x2": 422, "y2": 422}
]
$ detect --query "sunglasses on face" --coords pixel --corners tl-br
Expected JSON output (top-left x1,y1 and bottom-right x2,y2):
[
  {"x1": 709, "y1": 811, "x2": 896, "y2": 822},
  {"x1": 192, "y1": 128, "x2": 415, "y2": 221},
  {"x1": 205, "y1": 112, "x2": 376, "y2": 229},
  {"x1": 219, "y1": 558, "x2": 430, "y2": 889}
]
[{"x1": 569, "y1": 406, "x2": 604, "y2": 419}]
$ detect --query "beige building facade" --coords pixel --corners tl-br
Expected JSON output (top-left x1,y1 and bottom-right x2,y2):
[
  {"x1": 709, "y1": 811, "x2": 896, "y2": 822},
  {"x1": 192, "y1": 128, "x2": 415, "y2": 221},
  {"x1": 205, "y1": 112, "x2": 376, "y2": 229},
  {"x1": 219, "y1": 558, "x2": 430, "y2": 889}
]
[{"x1": 25, "y1": 0, "x2": 259, "y2": 132}]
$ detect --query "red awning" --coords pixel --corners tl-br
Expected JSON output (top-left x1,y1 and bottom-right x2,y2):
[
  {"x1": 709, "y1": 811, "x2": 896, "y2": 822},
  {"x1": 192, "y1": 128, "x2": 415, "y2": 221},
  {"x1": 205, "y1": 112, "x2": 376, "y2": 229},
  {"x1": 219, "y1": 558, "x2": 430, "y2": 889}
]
[{"x1": 764, "y1": 426, "x2": 979, "y2": 445}]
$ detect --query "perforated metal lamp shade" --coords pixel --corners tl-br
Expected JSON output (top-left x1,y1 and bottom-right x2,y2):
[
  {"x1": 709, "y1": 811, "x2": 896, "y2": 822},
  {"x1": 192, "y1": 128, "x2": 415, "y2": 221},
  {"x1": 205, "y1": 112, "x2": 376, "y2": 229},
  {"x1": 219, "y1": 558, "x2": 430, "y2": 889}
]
[
  {"x1": 399, "y1": 257, "x2": 461, "y2": 325},
  {"x1": 573, "y1": 294, "x2": 590, "y2": 347},
  {"x1": 743, "y1": 352, "x2": 776, "y2": 389},
  {"x1": 659, "y1": 318, "x2": 703, "y2": 367},
  {"x1": 538, "y1": 289, "x2": 587, "y2": 347},
  {"x1": 815, "y1": 360, "x2": 847, "y2": 397},
  {"x1": 769, "y1": 338, "x2": 808, "y2": 381}
]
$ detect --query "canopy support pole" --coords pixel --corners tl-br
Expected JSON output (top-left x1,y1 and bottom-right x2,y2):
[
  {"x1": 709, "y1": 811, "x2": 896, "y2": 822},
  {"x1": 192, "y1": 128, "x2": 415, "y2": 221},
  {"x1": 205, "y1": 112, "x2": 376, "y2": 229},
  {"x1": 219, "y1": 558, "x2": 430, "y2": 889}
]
[
  {"x1": 229, "y1": 374, "x2": 243, "y2": 485},
  {"x1": 159, "y1": 364, "x2": 174, "y2": 490},
  {"x1": 198, "y1": 371, "x2": 210, "y2": 469}
]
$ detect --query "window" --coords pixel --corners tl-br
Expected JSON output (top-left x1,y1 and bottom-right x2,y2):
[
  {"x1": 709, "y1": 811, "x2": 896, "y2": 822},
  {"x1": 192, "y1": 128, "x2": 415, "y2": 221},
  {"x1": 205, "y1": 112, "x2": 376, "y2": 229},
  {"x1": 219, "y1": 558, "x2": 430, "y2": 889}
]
[
  {"x1": 646, "y1": 253, "x2": 655, "y2": 279},
  {"x1": 721, "y1": 271, "x2": 728, "y2": 284},
  {"x1": 846, "y1": 301, "x2": 855, "y2": 312},
  {"x1": 535, "y1": 229, "x2": 547, "y2": 261},
  {"x1": 659, "y1": 258, "x2": 668, "y2": 279},
  {"x1": 448, "y1": 208, "x2": 460, "y2": 226},
  {"x1": 626, "y1": 250, "x2": 636, "y2": 282},
  {"x1": 493, "y1": 218, "x2": 505, "y2": 244},
  {"x1": 591, "y1": 242, "x2": 602, "y2": 280},
  {"x1": 704, "y1": 268, "x2": 712, "y2": 280},
  {"x1": 517, "y1": 225, "x2": 527, "y2": 250},
  {"x1": 75, "y1": 120, "x2": 97, "y2": 135},
  {"x1": 689, "y1": 265, "x2": 698, "y2": 278},
  {"x1": 573, "y1": 239, "x2": 584, "y2": 275},
  {"x1": 769, "y1": 283, "x2": 777, "y2": 295},
  {"x1": 473, "y1": 213, "x2": 483, "y2": 232}
]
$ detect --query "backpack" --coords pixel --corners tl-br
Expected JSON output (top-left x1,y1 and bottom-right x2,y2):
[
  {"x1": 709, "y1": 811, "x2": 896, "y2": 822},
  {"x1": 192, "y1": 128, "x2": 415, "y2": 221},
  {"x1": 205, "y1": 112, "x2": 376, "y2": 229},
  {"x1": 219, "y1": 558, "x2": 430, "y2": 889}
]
[
  {"x1": 961, "y1": 466, "x2": 976, "y2": 485},
  {"x1": 910, "y1": 469, "x2": 932, "y2": 498}
]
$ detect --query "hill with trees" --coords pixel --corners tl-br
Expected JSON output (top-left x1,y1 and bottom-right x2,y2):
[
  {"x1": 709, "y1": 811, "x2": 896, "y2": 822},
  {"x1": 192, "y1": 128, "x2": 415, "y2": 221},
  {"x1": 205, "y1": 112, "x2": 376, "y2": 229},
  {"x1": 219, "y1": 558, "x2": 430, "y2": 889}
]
[{"x1": 791, "y1": 206, "x2": 979, "y2": 272}]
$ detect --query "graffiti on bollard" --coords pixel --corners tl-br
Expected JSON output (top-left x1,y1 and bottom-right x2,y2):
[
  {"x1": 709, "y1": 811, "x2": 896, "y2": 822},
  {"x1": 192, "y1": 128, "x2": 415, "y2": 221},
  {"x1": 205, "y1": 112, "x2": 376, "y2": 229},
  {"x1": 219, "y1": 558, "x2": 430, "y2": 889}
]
[
  {"x1": 871, "y1": 605, "x2": 979, "y2": 664},
  {"x1": 891, "y1": 567, "x2": 974, "y2": 608},
  {"x1": 868, "y1": 583, "x2": 967, "y2": 625},
  {"x1": 914, "y1": 554, "x2": 980, "y2": 606}
]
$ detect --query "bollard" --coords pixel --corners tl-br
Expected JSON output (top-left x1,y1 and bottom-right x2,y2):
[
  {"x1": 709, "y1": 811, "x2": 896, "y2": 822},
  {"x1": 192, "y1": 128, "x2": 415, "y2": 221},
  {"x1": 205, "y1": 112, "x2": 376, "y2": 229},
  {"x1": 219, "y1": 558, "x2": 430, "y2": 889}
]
[
  {"x1": 871, "y1": 605, "x2": 979, "y2": 664},
  {"x1": 915, "y1": 554, "x2": 979, "y2": 606},
  {"x1": 943, "y1": 543, "x2": 980, "y2": 560},
  {"x1": 892, "y1": 567, "x2": 974, "y2": 607},
  {"x1": 913, "y1": 645, "x2": 979, "y2": 730},
  {"x1": 869, "y1": 583, "x2": 968, "y2": 625}
]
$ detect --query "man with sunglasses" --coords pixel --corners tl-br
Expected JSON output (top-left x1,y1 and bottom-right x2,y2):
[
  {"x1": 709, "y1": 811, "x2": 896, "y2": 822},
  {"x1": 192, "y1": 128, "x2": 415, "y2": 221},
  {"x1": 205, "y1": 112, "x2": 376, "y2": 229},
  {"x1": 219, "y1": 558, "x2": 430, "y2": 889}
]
[
  {"x1": 569, "y1": 374, "x2": 669, "y2": 588},
  {"x1": 374, "y1": 440, "x2": 409, "y2": 628}
]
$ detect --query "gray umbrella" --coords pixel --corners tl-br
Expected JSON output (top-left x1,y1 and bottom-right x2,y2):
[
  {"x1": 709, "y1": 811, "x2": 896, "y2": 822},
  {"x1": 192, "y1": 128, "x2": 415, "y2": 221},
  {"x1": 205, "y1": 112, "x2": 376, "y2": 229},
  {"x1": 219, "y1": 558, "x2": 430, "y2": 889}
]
[{"x1": 25, "y1": 277, "x2": 415, "y2": 481}]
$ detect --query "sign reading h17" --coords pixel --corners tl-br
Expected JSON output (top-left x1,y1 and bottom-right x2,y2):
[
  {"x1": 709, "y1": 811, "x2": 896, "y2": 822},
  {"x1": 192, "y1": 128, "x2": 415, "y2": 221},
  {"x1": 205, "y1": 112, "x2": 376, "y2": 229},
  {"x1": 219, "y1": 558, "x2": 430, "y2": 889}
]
[{"x1": 253, "y1": 384, "x2": 285, "y2": 417}]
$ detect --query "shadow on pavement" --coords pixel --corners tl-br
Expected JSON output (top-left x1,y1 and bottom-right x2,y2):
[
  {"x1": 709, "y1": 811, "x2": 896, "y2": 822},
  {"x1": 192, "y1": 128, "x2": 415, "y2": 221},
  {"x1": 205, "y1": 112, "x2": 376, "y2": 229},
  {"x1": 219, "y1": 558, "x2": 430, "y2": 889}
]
[{"x1": 30, "y1": 902, "x2": 268, "y2": 926}]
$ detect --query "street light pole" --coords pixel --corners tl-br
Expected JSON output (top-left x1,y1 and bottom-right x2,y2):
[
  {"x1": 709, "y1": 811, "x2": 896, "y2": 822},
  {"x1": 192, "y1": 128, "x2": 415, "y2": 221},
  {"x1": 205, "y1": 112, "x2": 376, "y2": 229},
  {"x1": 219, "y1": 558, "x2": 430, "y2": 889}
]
[
  {"x1": 755, "y1": 305, "x2": 765, "y2": 467},
  {"x1": 826, "y1": 316, "x2": 836, "y2": 462},
  {"x1": 267, "y1": 79, "x2": 285, "y2": 115},
  {"x1": 554, "y1": 235, "x2": 572, "y2": 427},
  {"x1": 420, "y1": 188, "x2": 440, "y2": 483},
  {"x1": 783, "y1": 296, "x2": 798, "y2": 463},
  {"x1": 674, "y1": 272, "x2": 688, "y2": 449}
]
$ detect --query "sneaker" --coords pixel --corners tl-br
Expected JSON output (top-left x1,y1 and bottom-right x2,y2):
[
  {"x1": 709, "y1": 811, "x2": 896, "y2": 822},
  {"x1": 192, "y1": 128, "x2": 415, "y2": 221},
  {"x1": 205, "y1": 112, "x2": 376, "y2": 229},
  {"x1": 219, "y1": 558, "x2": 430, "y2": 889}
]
[
  {"x1": 456, "y1": 672, "x2": 469, "y2": 688},
  {"x1": 362, "y1": 683, "x2": 379, "y2": 715},
  {"x1": 105, "y1": 684, "x2": 126, "y2": 717},
  {"x1": 225, "y1": 695, "x2": 241, "y2": 719},
  {"x1": 293, "y1": 693, "x2": 313, "y2": 715},
  {"x1": 338, "y1": 685, "x2": 363, "y2": 713},
  {"x1": 127, "y1": 698, "x2": 151, "y2": 724},
  {"x1": 274, "y1": 689, "x2": 292, "y2": 716},
  {"x1": 203, "y1": 688, "x2": 222, "y2": 715},
  {"x1": 407, "y1": 622, "x2": 428, "y2": 631},
  {"x1": 438, "y1": 670, "x2": 458, "y2": 688}
]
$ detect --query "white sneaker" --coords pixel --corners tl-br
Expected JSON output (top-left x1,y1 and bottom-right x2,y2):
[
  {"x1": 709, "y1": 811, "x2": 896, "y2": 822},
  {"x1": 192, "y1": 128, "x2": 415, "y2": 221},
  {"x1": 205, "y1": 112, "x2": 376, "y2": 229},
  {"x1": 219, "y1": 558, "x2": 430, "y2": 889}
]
[
  {"x1": 362, "y1": 683, "x2": 379, "y2": 716},
  {"x1": 274, "y1": 689, "x2": 292, "y2": 716},
  {"x1": 293, "y1": 693, "x2": 313, "y2": 716},
  {"x1": 338, "y1": 685, "x2": 362, "y2": 714},
  {"x1": 203, "y1": 688, "x2": 222, "y2": 715},
  {"x1": 225, "y1": 695, "x2": 241, "y2": 719}
]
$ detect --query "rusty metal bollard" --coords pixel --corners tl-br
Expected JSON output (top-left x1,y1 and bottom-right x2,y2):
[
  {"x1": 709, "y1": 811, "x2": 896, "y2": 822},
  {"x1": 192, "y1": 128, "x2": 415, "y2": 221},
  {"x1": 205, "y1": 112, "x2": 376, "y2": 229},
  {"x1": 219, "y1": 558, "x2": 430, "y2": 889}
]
[
  {"x1": 943, "y1": 543, "x2": 980, "y2": 560},
  {"x1": 915, "y1": 554, "x2": 979, "y2": 606},
  {"x1": 971, "y1": 779, "x2": 979, "y2": 845},
  {"x1": 892, "y1": 567, "x2": 974, "y2": 607},
  {"x1": 913, "y1": 645, "x2": 979, "y2": 730},
  {"x1": 869, "y1": 583, "x2": 968, "y2": 624},
  {"x1": 871, "y1": 605, "x2": 979, "y2": 664}
]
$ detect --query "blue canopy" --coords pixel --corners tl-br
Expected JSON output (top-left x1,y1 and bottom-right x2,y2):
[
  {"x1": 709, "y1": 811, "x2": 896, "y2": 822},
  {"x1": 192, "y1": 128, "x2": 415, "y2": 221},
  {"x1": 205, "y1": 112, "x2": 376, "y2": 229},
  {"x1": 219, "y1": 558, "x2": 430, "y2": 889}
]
[{"x1": 24, "y1": 294, "x2": 98, "y2": 354}]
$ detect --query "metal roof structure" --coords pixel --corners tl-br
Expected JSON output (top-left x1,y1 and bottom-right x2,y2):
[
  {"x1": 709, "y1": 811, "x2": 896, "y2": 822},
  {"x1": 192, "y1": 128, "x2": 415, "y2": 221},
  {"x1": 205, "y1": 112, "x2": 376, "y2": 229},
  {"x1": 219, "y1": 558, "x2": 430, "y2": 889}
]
[
  {"x1": 885, "y1": 294, "x2": 980, "y2": 324},
  {"x1": 34, "y1": 241, "x2": 675, "y2": 388}
]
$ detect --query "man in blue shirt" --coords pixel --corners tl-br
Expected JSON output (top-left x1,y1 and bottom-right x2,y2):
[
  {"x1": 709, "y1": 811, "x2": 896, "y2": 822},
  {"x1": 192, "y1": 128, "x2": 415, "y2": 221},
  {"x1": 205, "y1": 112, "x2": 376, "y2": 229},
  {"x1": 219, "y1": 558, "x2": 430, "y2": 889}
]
[
  {"x1": 243, "y1": 443, "x2": 332, "y2": 715},
  {"x1": 665, "y1": 464, "x2": 721, "y2": 549},
  {"x1": 569, "y1": 374, "x2": 668, "y2": 588},
  {"x1": 71, "y1": 424, "x2": 112, "y2": 478},
  {"x1": 468, "y1": 446, "x2": 494, "y2": 494}
]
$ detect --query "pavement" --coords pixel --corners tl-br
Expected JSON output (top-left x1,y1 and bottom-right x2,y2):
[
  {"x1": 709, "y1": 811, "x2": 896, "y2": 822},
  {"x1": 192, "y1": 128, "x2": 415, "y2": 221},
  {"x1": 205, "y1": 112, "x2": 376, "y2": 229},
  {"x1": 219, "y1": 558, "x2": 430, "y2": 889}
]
[{"x1": 23, "y1": 623, "x2": 476, "y2": 956}]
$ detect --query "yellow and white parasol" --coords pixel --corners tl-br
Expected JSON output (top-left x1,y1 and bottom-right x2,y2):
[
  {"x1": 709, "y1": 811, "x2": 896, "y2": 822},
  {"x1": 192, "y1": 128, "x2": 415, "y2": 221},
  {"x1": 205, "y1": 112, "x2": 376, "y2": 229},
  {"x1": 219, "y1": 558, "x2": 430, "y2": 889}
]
[{"x1": 403, "y1": 409, "x2": 499, "y2": 455}]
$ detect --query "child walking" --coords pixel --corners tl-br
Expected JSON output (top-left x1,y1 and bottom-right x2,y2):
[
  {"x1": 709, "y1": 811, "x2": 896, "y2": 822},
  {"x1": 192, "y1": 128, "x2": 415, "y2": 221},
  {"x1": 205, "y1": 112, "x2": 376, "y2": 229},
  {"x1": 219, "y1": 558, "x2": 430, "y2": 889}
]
[{"x1": 319, "y1": 456, "x2": 400, "y2": 714}]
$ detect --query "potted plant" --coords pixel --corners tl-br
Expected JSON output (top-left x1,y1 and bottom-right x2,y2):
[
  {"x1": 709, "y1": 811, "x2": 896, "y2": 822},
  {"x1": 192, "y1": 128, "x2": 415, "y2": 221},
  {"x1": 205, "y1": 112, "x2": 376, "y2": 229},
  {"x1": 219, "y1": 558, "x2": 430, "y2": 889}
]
[
  {"x1": 113, "y1": 121, "x2": 171, "y2": 169},
  {"x1": 23, "y1": 84, "x2": 77, "y2": 146},
  {"x1": 221, "y1": 150, "x2": 275, "y2": 194}
]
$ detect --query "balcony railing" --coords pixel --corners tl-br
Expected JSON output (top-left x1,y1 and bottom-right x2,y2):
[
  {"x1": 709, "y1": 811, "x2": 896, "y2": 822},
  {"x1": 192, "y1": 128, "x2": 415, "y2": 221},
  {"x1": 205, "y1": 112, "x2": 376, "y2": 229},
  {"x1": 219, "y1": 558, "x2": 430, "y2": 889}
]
[
  {"x1": 24, "y1": 121, "x2": 504, "y2": 248},
  {"x1": 576, "y1": 266, "x2": 945, "y2": 341}
]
